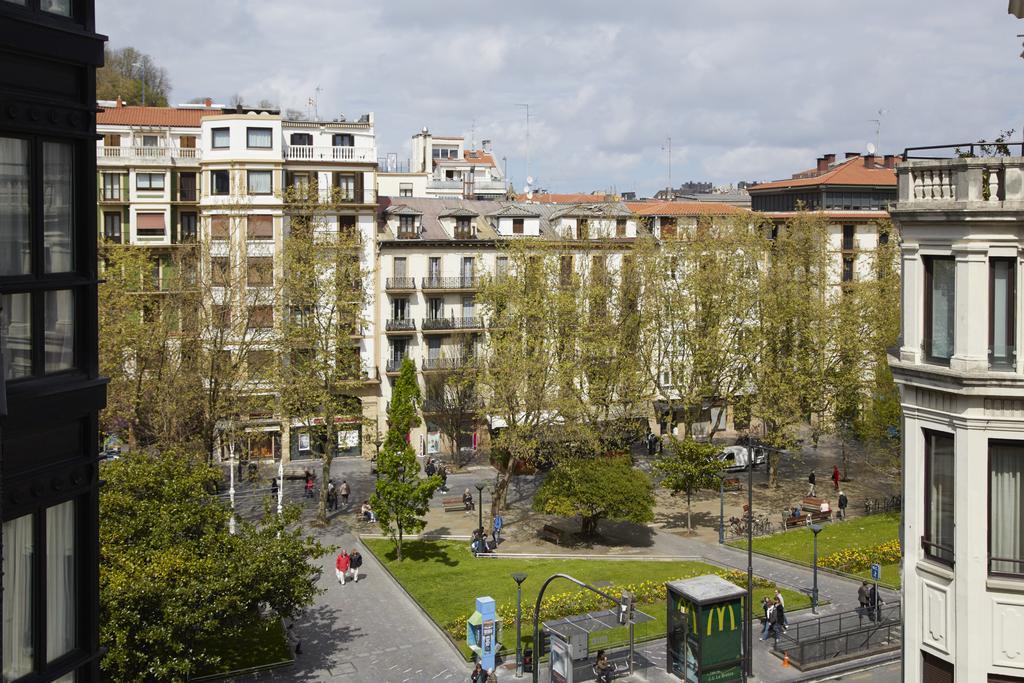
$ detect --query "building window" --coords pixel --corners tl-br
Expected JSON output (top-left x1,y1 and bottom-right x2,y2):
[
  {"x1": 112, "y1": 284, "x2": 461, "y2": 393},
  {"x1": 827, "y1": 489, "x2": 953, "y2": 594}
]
[
  {"x1": 247, "y1": 170, "x2": 272, "y2": 195},
  {"x1": 495, "y1": 256, "x2": 509, "y2": 278},
  {"x1": 247, "y1": 256, "x2": 274, "y2": 286},
  {"x1": 211, "y1": 127, "x2": 230, "y2": 149},
  {"x1": 247, "y1": 215, "x2": 273, "y2": 240},
  {"x1": 923, "y1": 429, "x2": 955, "y2": 566},
  {"x1": 0, "y1": 292, "x2": 31, "y2": 380},
  {"x1": 211, "y1": 170, "x2": 230, "y2": 195},
  {"x1": 616, "y1": 218, "x2": 627, "y2": 238},
  {"x1": 210, "y1": 216, "x2": 229, "y2": 240},
  {"x1": 455, "y1": 217, "x2": 474, "y2": 239},
  {"x1": 103, "y1": 212, "x2": 122, "y2": 242},
  {"x1": 136, "y1": 172, "x2": 164, "y2": 191},
  {"x1": 248, "y1": 305, "x2": 274, "y2": 329},
  {"x1": 398, "y1": 215, "x2": 417, "y2": 237},
  {"x1": 180, "y1": 212, "x2": 197, "y2": 242},
  {"x1": 512, "y1": 218, "x2": 524, "y2": 235},
  {"x1": 990, "y1": 441, "x2": 1024, "y2": 576},
  {"x1": 246, "y1": 127, "x2": 273, "y2": 149},
  {"x1": 136, "y1": 212, "x2": 166, "y2": 237},
  {"x1": 923, "y1": 256, "x2": 955, "y2": 363},
  {"x1": 334, "y1": 173, "x2": 355, "y2": 201},
  {"x1": 399, "y1": 183, "x2": 413, "y2": 197},
  {"x1": 41, "y1": 0, "x2": 72, "y2": 17},
  {"x1": 46, "y1": 500, "x2": 77, "y2": 662},
  {"x1": 332, "y1": 133, "x2": 353, "y2": 147},
  {"x1": 211, "y1": 257, "x2": 230, "y2": 287},
  {"x1": 661, "y1": 217, "x2": 677, "y2": 238},
  {"x1": 428, "y1": 297, "x2": 443, "y2": 320},
  {"x1": 990, "y1": 257, "x2": 1016, "y2": 369},
  {"x1": 393, "y1": 257, "x2": 407, "y2": 278},
  {"x1": 879, "y1": 229, "x2": 889, "y2": 246},
  {"x1": 842, "y1": 257, "x2": 854, "y2": 282},
  {"x1": 289, "y1": 132, "x2": 312, "y2": 146},
  {"x1": 0, "y1": 137, "x2": 31, "y2": 276},
  {"x1": 102, "y1": 172, "x2": 121, "y2": 200},
  {"x1": 391, "y1": 297, "x2": 408, "y2": 320},
  {"x1": 842, "y1": 225, "x2": 855, "y2": 251},
  {"x1": 247, "y1": 350, "x2": 273, "y2": 378},
  {"x1": 43, "y1": 289, "x2": 74, "y2": 373},
  {"x1": 213, "y1": 304, "x2": 231, "y2": 328},
  {"x1": 576, "y1": 218, "x2": 589, "y2": 240},
  {"x1": 179, "y1": 172, "x2": 197, "y2": 201},
  {"x1": 2, "y1": 513, "x2": 34, "y2": 680}
]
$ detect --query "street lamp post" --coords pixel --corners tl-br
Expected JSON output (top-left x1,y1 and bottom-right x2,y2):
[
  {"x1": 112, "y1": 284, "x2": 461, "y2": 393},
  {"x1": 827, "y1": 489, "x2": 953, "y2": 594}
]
[
  {"x1": 810, "y1": 523, "x2": 823, "y2": 614},
  {"x1": 475, "y1": 482, "x2": 485, "y2": 538},
  {"x1": 715, "y1": 472, "x2": 726, "y2": 544},
  {"x1": 745, "y1": 432, "x2": 754, "y2": 679},
  {"x1": 512, "y1": 572, "x2": 528, "y2": 677},
  {"x1": 227, "y1": 433, "x2": 237, "y2": 535},
  {"x1": 277, "y1": 459, "x2": 284, "y2": 518}
]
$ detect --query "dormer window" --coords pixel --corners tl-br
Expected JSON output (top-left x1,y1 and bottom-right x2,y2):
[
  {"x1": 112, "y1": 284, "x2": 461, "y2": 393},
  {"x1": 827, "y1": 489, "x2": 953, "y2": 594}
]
[
  {"x1": 398, "y1": 215, "x2": 418, "y2": 238},
  {"x1": 616, "y1": 218, "x2": 627, "y2": 238},
  {"x1": 662, "y1": 218, "x2": 677, "y2": 238},
  {"x1": 576, "y1": 218, "x2": 589, "y2": 240},
  {"x1": 512, "y1": 218, "x2": 524, "y2": 235},
  {"x1": 455, "y1": 217, "x2": 473, "y2": 239}
]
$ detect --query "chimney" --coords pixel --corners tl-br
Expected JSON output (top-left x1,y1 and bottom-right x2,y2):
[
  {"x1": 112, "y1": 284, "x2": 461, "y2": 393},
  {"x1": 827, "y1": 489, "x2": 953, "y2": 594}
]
[
  {"x1": 115, "y1": 96, "x2": 122, "y2": 108},
  {"x1": 863, "y1": 154, "x2": 876, "y2": 168},
  {"x1": 204, "y1": 97, "x2": 212, "y2": 108},
  {"x1": 845, "y1": 152, "x2": 859, "y2": 159},
  {"x1": 883, "y1": 154, "x2": 896, "y2": 169},
  {"x1": 482, "y1": 139, "x2": 492, "y2": 153},
  {"x1": 816, "y1": 157, "x2": 828, "y2": 173},
  {"x1": 823, "y1": 153, "x2": 835, "y2": 165}
]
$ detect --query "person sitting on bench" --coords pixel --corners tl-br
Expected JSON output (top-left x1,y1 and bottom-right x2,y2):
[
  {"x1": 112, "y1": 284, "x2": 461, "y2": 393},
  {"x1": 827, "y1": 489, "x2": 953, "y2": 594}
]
[{"x1": 463, "y1": 488, "x2": 474, "y2": 512}]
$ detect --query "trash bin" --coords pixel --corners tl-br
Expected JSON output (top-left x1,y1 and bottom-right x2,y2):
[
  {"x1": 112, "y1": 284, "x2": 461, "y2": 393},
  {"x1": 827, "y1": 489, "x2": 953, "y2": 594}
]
[{"x1": 523, "y1": 648, "x2": 533, "y2": 673}]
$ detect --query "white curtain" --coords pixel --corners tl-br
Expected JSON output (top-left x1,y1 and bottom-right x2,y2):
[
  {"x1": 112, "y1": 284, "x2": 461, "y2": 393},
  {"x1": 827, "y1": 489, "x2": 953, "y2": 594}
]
[
  {"x1": 46, "y1": 500, "x2": 76, "y2": 663},
  {"x1": 928, "y1": 432, "x2": 955, "y2": 562},
  {"x1": 991, "y1": 444, "x2": 1024, "y2": 574},
  {"x1": 248, "y1": 171, "x2": 271, "y2": 195},
  {"x1": 931, "y1": 259, "x2": 955, "y2": 359},
  {"x1": 3, "y1": 514, "x2": 34, "y2": 682},
  {"x1": 43, "y1": 141, "x2": 74, "y2": 274},
  {"x1": 247, "y1": 128, "x2": 272, "y2": 148}
]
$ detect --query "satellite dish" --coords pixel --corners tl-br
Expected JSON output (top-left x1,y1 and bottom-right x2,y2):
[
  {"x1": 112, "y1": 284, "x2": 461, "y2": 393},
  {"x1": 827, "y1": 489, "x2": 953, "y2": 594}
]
[
  {"x1": 866, "y1": 142, "x2": 876, "y2": 155},
  {"x1": 526, "y1": 176, "x2": 534, "y2": 186},
  {"x1": 526, "y1": 190, "x2": 534, "y2": 200}
]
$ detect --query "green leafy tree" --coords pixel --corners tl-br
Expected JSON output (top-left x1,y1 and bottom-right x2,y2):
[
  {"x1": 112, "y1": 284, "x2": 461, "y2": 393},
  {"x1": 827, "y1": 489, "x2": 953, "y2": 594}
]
[
  {"x1": 533, "y1": 456, "x2": 654, "y2": 537},
  {"x1": 372, "y1": 359, "x2": 440, "y2": 560},
  {"x1": 654, "y1": 437, "x2": 722, "y2": 533},
  {"x1": 97, "y1": 46, "x2": 171, "y2": 106},
  {"x1": 100, "y1": 449, "x2": 327, "y2": 682}
]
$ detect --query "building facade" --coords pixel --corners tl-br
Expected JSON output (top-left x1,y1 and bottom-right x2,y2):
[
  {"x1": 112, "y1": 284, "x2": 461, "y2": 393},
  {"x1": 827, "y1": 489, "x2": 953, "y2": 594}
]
[
  {"x1": 892, "y1": 154, "x2": 1024, "y2": 682},
  {"x1": 377, "y1": 129, "x2": 506, "y2": 200},
  {"x1": 1, "y1": 1, "x2": 107, "y2": 681}
]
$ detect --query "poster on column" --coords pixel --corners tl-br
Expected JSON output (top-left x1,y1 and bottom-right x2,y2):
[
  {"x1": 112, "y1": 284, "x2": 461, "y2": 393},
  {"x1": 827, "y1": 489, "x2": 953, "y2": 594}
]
[{"x1": 427, "y1": 431, "x2": 441, "y2": 455}]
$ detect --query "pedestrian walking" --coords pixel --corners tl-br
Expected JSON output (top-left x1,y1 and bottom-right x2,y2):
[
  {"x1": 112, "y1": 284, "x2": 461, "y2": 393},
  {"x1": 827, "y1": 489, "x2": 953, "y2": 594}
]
[
  {"x1": 773, "y1": 596, "x2": 787, "y2": 634},
  {"x1": 425, "y1": 458, "x2": 436, "y2": 477},
  {"x1": 270, "y1": 476, "x2": 278, "y2": 497},
  {"x1": 807, "y1": 470, "x2": 816, "y2": 497},
  {"x1": 759, "y1": 597, "x2": 772, "y2": 639},
  {"x1": 838, "y1": 490, "x2": 848, "y2": 520},
  {"x1": 335, "y1": 550, "x2": 351, "y2": 585},
  {"x1": 463, "y1": 488, "x2": 474, "y2": 513},
  {"x1": 304, "y1": 475, "x2": 315, "y2": 499},
  {"x1": 439, "y1": 465, "x2": 449, "y2": 493},
  {"x1": 348, "y1": 549, "x2": 362, "y2": 583},
  {"x1": 868, "y1": 584, "x2": 883, "y2": 621},
  {"x1": 858, "y1": 581, "x2": 870, "y2": 616},
  {"x1": 774, "y1": 590, "x2": 788, "y2": 631},
  {"x1": 832, "y1": 464, "x2": 841, "y2": 491},
  {"x1": 470, "y1": 661, "x2": 489, "y2": 683},
  {"x1": 760, "y1": 600, "x2": 777, "y2": 640},
  {"x1": 327, "y1": 481, "x2": 338, "y2": 511},
  {"x1": 594, "y1": 649, "x2": 613, "y2": 683},
  {"x1": 492, "y1": 513, "x2": 503, "y2": 546},
  {"x1": 339, "y1": 479, "x2": 350, "y2": 508}
]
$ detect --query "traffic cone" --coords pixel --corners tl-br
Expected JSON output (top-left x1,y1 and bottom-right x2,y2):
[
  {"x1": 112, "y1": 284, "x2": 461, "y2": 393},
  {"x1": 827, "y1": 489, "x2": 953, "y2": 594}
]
[{"x1": 782, "y1": 652, "x2": 790, "y2": 668}]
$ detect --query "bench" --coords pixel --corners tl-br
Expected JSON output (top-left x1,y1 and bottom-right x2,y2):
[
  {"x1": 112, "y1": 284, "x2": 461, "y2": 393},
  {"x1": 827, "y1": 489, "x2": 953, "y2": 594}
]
[
  {"x1": 442, "y1": 497, "x2": 470, "y2": 513},
  {"x1": 802, "y1": 496, "x2": 826, "y2": 512},
  {"x1": 539, "y1": 523, "x2": 570, "y2": 545},
  {"x1": 723, "y1": 477, "x2": 742, "y2": 491},
  {"x1": 783, "y1": 509, "x2": 832, "y2": 529}
]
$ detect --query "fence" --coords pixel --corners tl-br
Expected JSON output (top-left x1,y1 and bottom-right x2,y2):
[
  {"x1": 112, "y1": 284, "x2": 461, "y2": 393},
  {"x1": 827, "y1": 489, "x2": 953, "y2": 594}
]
[
  {"x1": 772, "y1": 601, "x2": 901, "y2": 668},
  {"x1": 862, "y1": 495, "x2": 902, "y2": 517}
]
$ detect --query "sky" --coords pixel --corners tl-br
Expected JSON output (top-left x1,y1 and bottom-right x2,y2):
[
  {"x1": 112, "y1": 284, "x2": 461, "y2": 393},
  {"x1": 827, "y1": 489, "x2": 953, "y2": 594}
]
[{"x1": 96, "y1": 1, "x2": 1024, "y2": 196}]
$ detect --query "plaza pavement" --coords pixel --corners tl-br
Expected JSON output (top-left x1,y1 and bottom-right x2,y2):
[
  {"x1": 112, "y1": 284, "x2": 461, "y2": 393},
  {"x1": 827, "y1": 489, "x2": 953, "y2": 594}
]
[{"x1": 229, "y1": 454, "x2": 900, "y2": 682}]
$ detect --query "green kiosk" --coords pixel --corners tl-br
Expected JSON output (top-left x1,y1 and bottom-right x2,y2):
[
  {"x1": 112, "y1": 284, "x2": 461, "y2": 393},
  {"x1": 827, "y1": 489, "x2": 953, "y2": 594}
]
[{"x1": 666, "y1": 575, "x2": 746, "y2": 683}]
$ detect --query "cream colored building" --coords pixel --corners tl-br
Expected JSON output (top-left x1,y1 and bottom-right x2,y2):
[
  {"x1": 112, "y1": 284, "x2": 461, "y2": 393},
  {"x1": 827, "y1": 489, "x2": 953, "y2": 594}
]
[{"x1": 891, "y1": 154, "x2": 1024, "y2": 682}]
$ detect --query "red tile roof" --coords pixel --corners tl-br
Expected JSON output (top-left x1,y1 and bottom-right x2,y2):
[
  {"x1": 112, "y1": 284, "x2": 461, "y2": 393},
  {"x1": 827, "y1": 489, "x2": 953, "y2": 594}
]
[
  {"x1": 749, "y1": 156, "x2": 896, "y2": 192},
  {"x1": 627, "y1": 200, "x2": 747, "y2": 216},
  {"x1": 97, "y1": 105, "x2": 222, "y2": 128},
  {"x1": 525, "y1": 192, "x2": 619, "y2": 203},
  {"x1": 463, "y1": 149, "x2": 496, "y2": 167}
]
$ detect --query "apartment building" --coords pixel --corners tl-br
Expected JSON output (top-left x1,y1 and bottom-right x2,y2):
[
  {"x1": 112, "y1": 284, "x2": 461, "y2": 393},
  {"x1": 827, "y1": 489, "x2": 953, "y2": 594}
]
[
  {"x1": 375, "y1": 197, "x2": 641, "y2": 457},
  {"x1": 1, "y1": 0, "x2": 106, "y2": 680},
  {"x1": 891, "y1": 152, "x2": 1024, "y2": 682},
  {"x1": 377, "y1": 128, "x2": 507, "y2": 200},
  {"x1": 748, "y1": 153, "x2": 898, "y2": 283}
]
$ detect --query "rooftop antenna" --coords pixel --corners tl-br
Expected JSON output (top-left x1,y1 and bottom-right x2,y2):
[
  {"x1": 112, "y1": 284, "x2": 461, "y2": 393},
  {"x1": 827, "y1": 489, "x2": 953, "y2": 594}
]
[
  {"x1": 868, "y1": 109, "x2": 887, "y2": 152},
  {"x1": 470, "y1": 118, "x2": 476, "y2": 150},
  {"x1": 308, "y1": 85, "x2": 321, "y2": 121},
  {"x1": 516, "y1": 103, "x2": 531, "y2": 186},
  {"x1": 661, "y1": 136, "x2": 672, "y2": 199}
]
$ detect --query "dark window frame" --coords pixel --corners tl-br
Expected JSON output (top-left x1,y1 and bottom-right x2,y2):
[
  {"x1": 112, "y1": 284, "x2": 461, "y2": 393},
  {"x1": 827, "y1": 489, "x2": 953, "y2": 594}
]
[
  {"x1": 988, "y1": 439, "x2": 1024, "y2": 578},
  {"x1": 102, "y1": 211, "x2": 121, "y2": 241},
  {"x1": 245, "y1": 127, "x2": 273, "y2": 150},
  {"x1": 179, "y1": 211, "x2": 197, "y2": 242},
  {"x1": 923, "y1": 255, "x2": 955, "y2": 365},
  {"x1": 923, "y1": 428, "x2": 955, "y2": 567},
  {"x1": 989, "y1": 257, "x2": 1016, "y2": 370},
  {"x1": 246, "y1": 170, "x2": 273, "y2": 195},
  {"x1": 211, "y1": 170, "x2": 230, "y2": 196},
  {"x1": 211, "y1": 127, "x2": 230, "y2": 149},
  {"x1": 512, "y1": 218, "x2": 524, "y2": 234},
  {"x1": 135, "y1": 172, "x2": 164, "y2": 191}
]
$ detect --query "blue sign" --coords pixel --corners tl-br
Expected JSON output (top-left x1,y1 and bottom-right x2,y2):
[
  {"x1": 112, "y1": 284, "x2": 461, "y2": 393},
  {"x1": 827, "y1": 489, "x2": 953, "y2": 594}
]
[{"x1": 870, "y1": 563, "x2": 881, "y2": 581}]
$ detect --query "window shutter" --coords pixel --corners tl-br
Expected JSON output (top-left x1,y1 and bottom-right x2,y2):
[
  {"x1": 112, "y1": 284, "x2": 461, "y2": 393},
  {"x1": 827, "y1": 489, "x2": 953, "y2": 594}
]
[{"x1": 355, "y1": 172, "x2": 364, "y2": 203}]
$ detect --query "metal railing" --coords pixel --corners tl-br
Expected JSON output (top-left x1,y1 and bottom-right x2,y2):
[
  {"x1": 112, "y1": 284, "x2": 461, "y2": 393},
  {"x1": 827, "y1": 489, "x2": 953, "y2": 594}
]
[
  {"x1": 283, "y1": 145, "x2": 376, "y2": 162},
  {"x1": 989, "y1": 556, "x2": 1024, "y2": 577},
  {"x1": 862, "y1": 495, "x2": 901, "y2": 516},
  {"x1": 903, "y1": 141, "x2": 1024, "y2": 159},
  {"x1": 772, "y1": 601, "x2": 901, "y2": 668},
  {"x1": 98, "y1": 188, "x2": 123, "y2": 201},
  {"x1": 385, "y1": 277, "x2": 417, "y2": 290},
  {"x1": 100, "y1": 145, "x2": 200, "y2": 161},
  {"x1": 385, "y1": 318, "x2": 416, "y2": 332},
  {"x1": 421, "y1": 276, "x2": 480, "y2": 289},
  {"x1": 385, "y1": 358, "x2": 406, "y2": 373},
  {"x1": 422, "y1": 316, "x2": 483, "y2": 331},
  {"x1": 422, "y1": 356, "x2": 471, "y2": 371}
]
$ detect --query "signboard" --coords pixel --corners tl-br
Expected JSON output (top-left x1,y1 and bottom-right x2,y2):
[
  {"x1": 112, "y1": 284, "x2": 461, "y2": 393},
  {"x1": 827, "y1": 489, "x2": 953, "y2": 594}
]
[
  {"x1": 667, "y1": 578, "x2": 744, "y2": 683},
  {"x1": 871, "y1": 563, "x2": 881, "y2": 581},
  {"x1": 337, "y1": 429, "x2": 359, "y2": 449},
  {"x1": 427, "y1": 431, "x2": 441, "y2": 454},
  {"x1": 297, "y1": 433, "x2": 311, "y2": 452}
]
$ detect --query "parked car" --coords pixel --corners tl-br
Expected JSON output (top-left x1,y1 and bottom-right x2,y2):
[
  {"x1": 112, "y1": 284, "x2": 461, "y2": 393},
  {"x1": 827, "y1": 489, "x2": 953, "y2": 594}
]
[{"x1": 717, "y1": 445, "x2": 766, "y2": 471}]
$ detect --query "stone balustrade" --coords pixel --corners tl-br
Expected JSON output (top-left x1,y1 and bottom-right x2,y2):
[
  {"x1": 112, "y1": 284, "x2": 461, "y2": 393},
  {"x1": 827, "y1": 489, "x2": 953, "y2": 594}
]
[{"x1": 897, "y1": 157, "x2": 1024, "y2": 205}]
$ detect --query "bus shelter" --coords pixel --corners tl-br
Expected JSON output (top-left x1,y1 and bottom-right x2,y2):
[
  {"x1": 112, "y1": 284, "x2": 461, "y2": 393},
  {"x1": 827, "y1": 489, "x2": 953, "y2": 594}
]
[{"x1": 543, "y1": 607, "x2": 654, "y2": 683}]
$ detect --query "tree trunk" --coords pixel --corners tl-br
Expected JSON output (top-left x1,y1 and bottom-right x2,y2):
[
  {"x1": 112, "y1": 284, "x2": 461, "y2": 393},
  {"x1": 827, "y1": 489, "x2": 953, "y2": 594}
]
[
  {"x1": 317, "y1": 421, "x2": 333, "y2": 525},
  {"x1": 768, "y1": 450, "x2": 778, "y2": 488},
  {"x1": 397, "y1": 525, "x2": 403, "y2": 561},
  {"x1": 686, "y1": 488, "x2": 692, "y2": 533},
  {"x1": 490, "y1": 457, "x2": 516, "y2": 516},
  {"x1": 841, "y1": 439, "x2": 850, "y2": 482}
]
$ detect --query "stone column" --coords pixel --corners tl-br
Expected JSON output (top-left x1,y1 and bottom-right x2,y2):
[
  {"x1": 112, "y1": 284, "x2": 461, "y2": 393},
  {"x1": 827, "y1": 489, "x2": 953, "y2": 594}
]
[
  {"x1": 900, "y1": 243, "x2": 922, "y2": 364},
  {"x1": 951, "y1": 244, "x2": 988, "y2": 373}
]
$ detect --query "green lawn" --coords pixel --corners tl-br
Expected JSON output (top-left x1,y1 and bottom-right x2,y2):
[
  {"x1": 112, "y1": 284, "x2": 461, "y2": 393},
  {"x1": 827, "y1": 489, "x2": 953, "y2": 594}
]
[
  {"x1": 193, "y1": 617, "x2": 293, "y2": 678},
  {"x1": 729, "y1": 513, "x2": 901, "y2": 589},
  {"x1": 363, "y1": 538, "x2": 810, "y2": 660}
]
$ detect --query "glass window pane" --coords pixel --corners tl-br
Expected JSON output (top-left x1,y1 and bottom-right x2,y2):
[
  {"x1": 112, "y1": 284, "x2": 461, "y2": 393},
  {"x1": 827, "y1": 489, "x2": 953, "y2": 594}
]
[
  {"x1": 3, "y1": 514, "x2": 34, "y2": 682},
  {"x1": 44, "y1": 142, "x2": 74, "y2": 273},
  {"x1": 45, "y1": 289, "x2": 75, "y2": 373},
  {"x1": 991, "y1": 443, "x2": 1024, "y2": 575},
  {"x1": 0, "y1": 137, "x2": 31, "y2": 276},
  {"x1": 991, "y1": 259, "x2": 1014, "y2": 366},
  {"x1": 246, "y1": 128, "x2": 272, "y2": 149},
  {"x1": 926, "y1": 431, "x2": 955, "y2": 564},
  {"x1": 2, "y1": 292, "x2": 32, "y2": 379},
  {"x1": 211, "y1": 128, "x2": 229, "y2": 149},
  {"x1": 42, "y1": 0, "x2": 72, "y2": 15},
  {"x1": 247, "y1": 171, "x2": 272, "y2": 194},
  {"x1": 930, "y1": 259, "x2": 955, "y2": 360},
  {"x1": 47, "y1": 501, "x2": 76, "y2": 661}
]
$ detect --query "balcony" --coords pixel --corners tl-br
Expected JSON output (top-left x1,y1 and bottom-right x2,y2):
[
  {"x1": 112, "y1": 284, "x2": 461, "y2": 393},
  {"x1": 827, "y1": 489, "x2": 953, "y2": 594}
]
[
  {"x1": 421, "y1": 356, "x2": 469, "y2": 371},
  {"x1": 385, "y1": 358, "x2": 407, "y2": 374},
  {"x1": 99, "y1": 146, "x2": 200, "y2": 164},
  {"x1": 896, "y1": 154, "x2": 1024, "y2": 207},
  {"x1": 178, "y1": 188, "x2": 198, "y2": 202},
  {"x1": 385, "y1": 318, "x2": 416, "y2": 334},
  {"x1": 98, "y1": 188, "x2": 124, "y2": 203},
  {"x1": 284, "y1": 145, "x2": 376, "y2": 162},
  {"x1": 421, "y1": 276, "x2": 480, "y2": 291},
  {"x1": 385, "y1": 277, "x2": 417, "y2": 291},
  {"x1": 421, "y1": 317, "x2": 483, "y2": 333}
]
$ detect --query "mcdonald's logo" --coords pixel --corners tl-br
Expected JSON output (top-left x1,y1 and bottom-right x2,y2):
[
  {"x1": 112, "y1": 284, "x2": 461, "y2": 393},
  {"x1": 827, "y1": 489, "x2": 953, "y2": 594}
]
[{"x1": 706, "y1": 604, "x2": 738, "y2": 636}]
